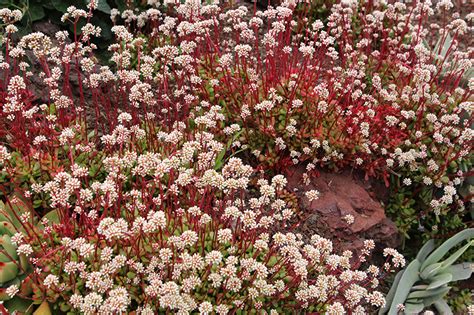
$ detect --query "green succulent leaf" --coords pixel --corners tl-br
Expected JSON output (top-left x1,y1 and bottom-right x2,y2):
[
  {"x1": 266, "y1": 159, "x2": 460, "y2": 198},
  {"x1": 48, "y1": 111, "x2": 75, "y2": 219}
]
[
  {"x1": 0, "y1": 221, "x2": 16, "y2": 236},
  {"x1": 33, "y1": 301, "x2": 52, "y2": 315},
  {"x1": 433, "y1": 299, "x2": 453, "y2": 315},
  {"x1": 404, "y1": 302, "x2": 424, "y2": 314},
  {"x1": 420, "y1": 262, "x2": 442, "y2": 280},
  {"x1": 422, "y1": 289, "x2": 452, "y2": 308},
  {"x1": 438, "y1": 241, "x2": 473, "y2": 272},
  {"x1": 433, "y1": 32, "x2": 452, "y2": 60},
  {"x1": 0, "y1": 195, "x2": 29, "y2": 232},
  {"x1": 420, "y1": 228, "x2": 474, "y2": 272},
  {"x1": 20, "y1": 275, "x2": 33, "y2": 296},
  {"x1": 416, "y1": 239, "x2": 435, "y2": 263},
  {"x1": 19, "y1": 254, "x2": 29, "y2": 271},
  {"x1": 406, "y1": 286, "x2": 450, "y2": 300},
  {"x1": 444, "y1": 263, "x2": 473, "y2": 282},
  {"x1": 379, "y1": 269, "x2": 404, "y2": 314},
  {"x1": 410, "y1": 284, "x2": 429, "y2": 291},
  {"x1": 404, "y1": 298, "x2": 422, "y2": 304},
  {"x1": 4, "y1": 296, "x2": 33, "y2": 313},
  {"x1": 388, "y1": 259, "x2": 421, "y2": 315},
  {"x1": 426, "y1": 273, "x2": 452, "y2": 290},
  {"x1": 0, "y1": 235, "x2": 18, "y2": 260},
  {"x1": 0, "y1": 261, "x2": 19, "y2": 284},
  {"x1": 41, "y1": 210, "x2": 60, "y2": 226},
  {"x1": 0, "y1": 252, "x2": 13, "y2": 263}
]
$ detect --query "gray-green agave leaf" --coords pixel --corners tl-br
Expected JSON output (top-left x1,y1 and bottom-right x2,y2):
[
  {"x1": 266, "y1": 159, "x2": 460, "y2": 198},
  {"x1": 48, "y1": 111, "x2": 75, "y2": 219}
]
[
  {"x1": 444, "y1": 263, "x2": 472, "y2": 282},
  {"x1": 433, "y1": 300, "x2": 453, "y2": 315},
  {"x1": 387, "y1": 259, "x2": 421, "y2": 315},
  {"x1": 420, "y1": 228, "x2": 474, "y2": 271},
  {"x1": 420, "y1": 262, "x2": 442, "y2": 280},
  {"x1": 381, "y1": 228, "x2": 473, "y2": 315},
  {"x1": 425, "y1": 273, "x2": 452, "y2": 290},
  {"x1": 416, "y1": 239, "x2": 435, "y2": 263},
  {"x1": 437, "y1": 240, "x2": 474, "y2": 272},
  {"x1": 378, "y1": 270, "x2": 404, "y2": 315},
  {"x1": 406, "y1": 286, "x2": 451, "y2": 300}
]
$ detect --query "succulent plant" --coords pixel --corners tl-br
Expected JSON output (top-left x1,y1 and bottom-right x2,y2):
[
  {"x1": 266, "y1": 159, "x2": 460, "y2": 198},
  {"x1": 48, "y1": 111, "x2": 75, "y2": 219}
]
[
  {"x1": 380, "y1": 228, "x2": 474, "y2": 315},
  {"x1": 0, "y1": 199, "x2": 34, "y2": 312}
]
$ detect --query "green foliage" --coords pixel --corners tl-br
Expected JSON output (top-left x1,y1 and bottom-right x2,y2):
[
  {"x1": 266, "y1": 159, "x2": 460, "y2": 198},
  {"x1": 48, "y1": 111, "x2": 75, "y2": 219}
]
[
  {"x1": 447, "y1": 288, "x2": 472, "y2": 313},
  {"x1": 386, "y1": 164, "x2": 471, "y2": 258},
  {"x1": 380, "y1": 228, "x2": 474, "y2": 315},
  {"x1": 0, "y1": 198, "x2": 34, "y2": 313}
]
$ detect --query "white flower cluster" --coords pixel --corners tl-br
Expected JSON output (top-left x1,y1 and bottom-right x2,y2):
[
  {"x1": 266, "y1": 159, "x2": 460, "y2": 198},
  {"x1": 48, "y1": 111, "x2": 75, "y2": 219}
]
[
  {"x1": 3, "y1": 0, "x2": 469, "y2": 313},
  {"x1": 16, "y1": 106, "x2": 397, "y2": 313}
]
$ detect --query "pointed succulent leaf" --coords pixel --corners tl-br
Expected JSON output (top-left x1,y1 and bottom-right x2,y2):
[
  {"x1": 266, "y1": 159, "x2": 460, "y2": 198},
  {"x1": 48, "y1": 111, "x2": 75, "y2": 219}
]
[
  {"x1": 0, "y1": 261, "x2": 19, "y2": 284},
  {"x1": 421, "y1": 228, "x2": 474, "y2": 271},
  {"x1": 420, "y1": 262, "x2": 442, "y2": 280},
  {"x1": 438, "y1": 241, "x2": 473, "y2": 271},
  {"x1": 19, "y1": 275, "x2": 33, "y2": 296},
  {"x1": 0, "y1": 221, "x2": 16, "y2": 236},
  {"x1": 426, "y1": 273, "x2": 452, "y2": 290},
  {"x1": 405, "y1": 298, "x2": 422, "y2": 304},
  {"x1": 0, "y1": 235, "x2": 18, "y2": 261},
  {"x1": 0, "y1": 195, "x2": 28, "y2": 231},
  {"x1": 41, "y1": 210, "x2": 60, "y2": 226},
  {"x1": 0, "y1": 214, "x2": 10, "y2": 223},
  {"x1": 404, "y1": 302, "x2": 425, "y2": 314},
  {"x1": 433, "y1": 299, "x2": 453, "y2": 315},
  {"x1": 387, "y1": 259, "x2": 421, "y2": 315},
  {"x1": 444, "y1": 263, "x2": 473, "y2": 282},
  {"x1": 406, "y1": 286, "x2": 450, "y2": 300},
  {"x1": 4, "y1": 296, "x2": 34, "y2": 313},
  {"x1": 433, "y1": 32, "x2": 453, "y2": 59},
  {"x1": 416, "y1": 239, "x2": 435, "y2": 263},
  {"x1": 463, "y1": 67, "x2": 474, "y2": 81},
  {"x1": 19, "y1": 254, "x2": 29, "y2": 273},
  {"x1": 410, "y1": 285, "x2": 429, "y2": 291},
  {"x1": 0, "y1": 288, "x2": 9, "y2": 301},
  {"x1": 432, "y1": 32, "x2": 443, "y2": 55},
  {"x1": 422, "y1": 289, "x2": 454, "y2": 308},
  {"x1": 379, "y1": 269, "x2": 405, "y2": 314},
  {"x1": 33, "y1": 301, "x2": 52, "y2": 315},
  {"x1": 0, "y1": 252, "x2": 12, "y2": 263}
]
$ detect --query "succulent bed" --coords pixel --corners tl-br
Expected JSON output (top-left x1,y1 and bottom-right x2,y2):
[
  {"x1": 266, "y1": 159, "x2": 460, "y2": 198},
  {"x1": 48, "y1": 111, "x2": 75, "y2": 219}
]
[{"x1": 0, "y1": 0, "x2": 472, "y2": 314}]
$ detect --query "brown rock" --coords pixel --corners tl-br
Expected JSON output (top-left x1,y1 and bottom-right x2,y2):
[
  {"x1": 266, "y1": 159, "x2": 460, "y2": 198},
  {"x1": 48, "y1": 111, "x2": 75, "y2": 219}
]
[{"x1": 284, "y1": 165, "x2": 400, "y2": 254}]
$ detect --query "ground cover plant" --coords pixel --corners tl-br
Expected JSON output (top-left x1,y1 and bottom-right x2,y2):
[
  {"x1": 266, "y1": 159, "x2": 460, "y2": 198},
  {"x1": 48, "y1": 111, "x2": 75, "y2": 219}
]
[
  {"x1": 73, "y1": 0, "x2": 473, "y2": 244},
  {"x1": 0, "y1": 0, "x2": 472, "y2": 313}
]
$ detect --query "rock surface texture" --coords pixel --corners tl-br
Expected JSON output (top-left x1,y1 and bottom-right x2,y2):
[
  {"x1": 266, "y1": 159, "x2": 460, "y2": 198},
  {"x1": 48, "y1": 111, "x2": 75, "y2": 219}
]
[{"x1": 284, "y1": 165, "x2": 400, "y2": 253}]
